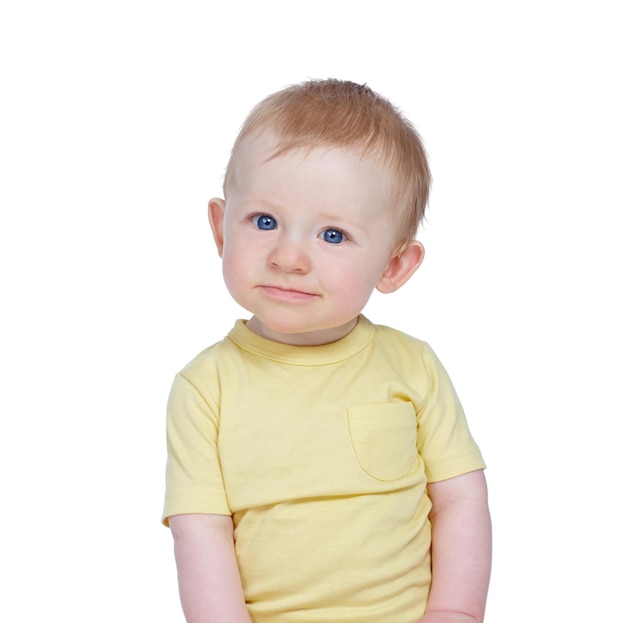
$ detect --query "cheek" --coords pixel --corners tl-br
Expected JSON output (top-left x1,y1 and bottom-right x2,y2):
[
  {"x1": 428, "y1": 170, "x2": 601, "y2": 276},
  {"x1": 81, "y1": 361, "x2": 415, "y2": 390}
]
[
  {"x1": 326, "y1": 259, "x2": 385, "y2": 299},
  {"x1": 220, "y1": 242, "x2": 250, "y2": 288}
]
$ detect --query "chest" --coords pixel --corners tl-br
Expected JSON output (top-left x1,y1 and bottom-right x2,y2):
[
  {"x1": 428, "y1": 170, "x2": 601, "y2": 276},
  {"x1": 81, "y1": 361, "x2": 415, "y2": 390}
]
[{"x1": 216, "y1": 361, "x2": 425, "y2": 510}]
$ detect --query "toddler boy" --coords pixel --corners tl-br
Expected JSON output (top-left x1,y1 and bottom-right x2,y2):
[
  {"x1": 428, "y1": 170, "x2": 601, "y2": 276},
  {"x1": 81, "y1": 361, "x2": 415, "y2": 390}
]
[{"x1": 163, "y1": 79, "x2": 491, "y2": 623}]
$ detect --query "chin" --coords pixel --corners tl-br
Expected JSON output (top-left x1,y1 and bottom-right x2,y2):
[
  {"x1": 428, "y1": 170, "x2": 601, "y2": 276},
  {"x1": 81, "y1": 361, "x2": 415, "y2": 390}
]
[{"x1": 252, "y1": 312, "x2": 315, "y2": 334}]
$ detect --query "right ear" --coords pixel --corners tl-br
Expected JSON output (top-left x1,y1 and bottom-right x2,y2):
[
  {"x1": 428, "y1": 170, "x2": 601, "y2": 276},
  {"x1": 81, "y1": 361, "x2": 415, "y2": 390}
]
[{"x1": 208, "y1": 198, "x2": 226, "y2": 257}]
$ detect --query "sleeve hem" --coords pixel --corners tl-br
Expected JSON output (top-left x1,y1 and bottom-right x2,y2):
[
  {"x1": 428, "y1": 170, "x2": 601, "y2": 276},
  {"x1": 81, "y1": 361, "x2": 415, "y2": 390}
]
[
  {"x1": 425, "y1": 451, "x2": 487, "y2": 484},
  {"x1": 162, "y1": 490, "x2": 231, "y2": 526}
]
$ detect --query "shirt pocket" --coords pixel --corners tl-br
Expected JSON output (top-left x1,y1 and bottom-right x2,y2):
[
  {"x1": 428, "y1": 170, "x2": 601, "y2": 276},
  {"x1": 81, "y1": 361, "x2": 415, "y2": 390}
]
[{"x1": 347, "y1": 402, "x2": 418, "y2": 481}]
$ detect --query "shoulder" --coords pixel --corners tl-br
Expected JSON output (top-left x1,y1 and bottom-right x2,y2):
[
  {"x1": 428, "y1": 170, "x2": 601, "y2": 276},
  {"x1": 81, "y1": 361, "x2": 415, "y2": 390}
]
[
  {"x1": 366, "y1": 320, "x2": 451, "y2": 384},
  {"x1": 166, "y1": 334, "x2": 240, "y2": 418},
  {"x1": 174, "y1": 333, "x2": 240, "y2": 387},
  {"x1": 370, "y1": 321, "x2": 436, "y2": 358}
]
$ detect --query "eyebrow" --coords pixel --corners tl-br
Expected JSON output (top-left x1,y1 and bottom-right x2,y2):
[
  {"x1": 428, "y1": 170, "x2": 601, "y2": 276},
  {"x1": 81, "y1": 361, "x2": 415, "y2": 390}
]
[{"x1": 237, "y1": 198, "x2": 284, "y2": 213}]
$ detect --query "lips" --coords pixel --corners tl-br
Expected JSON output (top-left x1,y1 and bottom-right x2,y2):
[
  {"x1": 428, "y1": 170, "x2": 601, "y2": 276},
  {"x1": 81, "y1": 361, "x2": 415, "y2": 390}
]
[{"x1": 258, "y1": 285, "x2": 319, "y2": 301}]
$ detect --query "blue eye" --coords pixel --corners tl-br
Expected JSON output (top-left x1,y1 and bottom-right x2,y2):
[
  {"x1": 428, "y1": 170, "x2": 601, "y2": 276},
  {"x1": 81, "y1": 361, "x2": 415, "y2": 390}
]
[
  {"x1": 322, "y1": 228, "x2": 344, "y2": 244},
  {"x1": 253, "y1": 214, "x2": 277, "y2": 230}
]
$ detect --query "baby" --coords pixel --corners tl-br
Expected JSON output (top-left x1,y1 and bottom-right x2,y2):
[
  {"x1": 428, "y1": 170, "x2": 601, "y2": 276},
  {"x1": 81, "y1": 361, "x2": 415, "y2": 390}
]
[{"x1": 163, "y1": 79, "x2": 491, "y2": 623}]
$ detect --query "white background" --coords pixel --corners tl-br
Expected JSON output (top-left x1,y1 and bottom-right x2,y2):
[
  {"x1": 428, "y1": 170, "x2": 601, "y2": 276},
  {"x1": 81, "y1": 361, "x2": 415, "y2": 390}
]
[{"x1": 1, "y1": 1, "x2": 624, "y2": 621}]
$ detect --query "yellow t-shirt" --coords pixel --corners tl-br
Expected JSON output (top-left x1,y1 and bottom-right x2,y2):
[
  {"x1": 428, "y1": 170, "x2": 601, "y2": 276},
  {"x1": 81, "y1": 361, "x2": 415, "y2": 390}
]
[{"x1": 163, "y1": 316, "x2": 485, "y2": 623}]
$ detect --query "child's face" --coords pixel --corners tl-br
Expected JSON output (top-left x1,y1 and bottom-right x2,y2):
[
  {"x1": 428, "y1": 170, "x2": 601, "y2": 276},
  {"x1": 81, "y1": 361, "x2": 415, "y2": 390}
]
[{"x1": 209, "y1": 131, "x2": 419, "y2": 346}]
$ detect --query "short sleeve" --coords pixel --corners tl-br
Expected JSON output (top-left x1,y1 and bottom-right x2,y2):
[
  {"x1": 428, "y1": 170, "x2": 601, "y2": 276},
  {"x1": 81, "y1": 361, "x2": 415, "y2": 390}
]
[
  {"x1": 416, "y1": 344, "x2": 486, "y2": 483},
  {"x1": 162, "y1": 373, "x2": 231, "y2": 526}
]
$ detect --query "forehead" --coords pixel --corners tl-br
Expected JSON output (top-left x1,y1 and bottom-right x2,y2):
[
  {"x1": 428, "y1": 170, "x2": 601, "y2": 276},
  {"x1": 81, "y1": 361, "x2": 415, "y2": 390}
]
[{"x1": 229, "y1": 131, "x2": 395, "y2": 202}]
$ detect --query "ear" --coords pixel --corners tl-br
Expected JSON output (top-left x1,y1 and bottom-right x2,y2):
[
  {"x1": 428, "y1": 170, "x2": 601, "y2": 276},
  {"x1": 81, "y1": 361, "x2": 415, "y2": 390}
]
[
  {"x1": 208, "y1": 198, "x2": 226, "y2": 257},
  {"x1": 376, "y1": 240, "x2": 425, "y2": 294}
]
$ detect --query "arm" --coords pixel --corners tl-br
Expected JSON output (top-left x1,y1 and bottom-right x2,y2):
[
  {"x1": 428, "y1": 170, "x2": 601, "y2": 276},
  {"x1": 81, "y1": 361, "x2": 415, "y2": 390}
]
[
  {"x1": 169, "y1": 513, "x2": 252, "y2": 623},
  {"x1": 420, "y1": 470, "x2": 492, "y2": 623}
]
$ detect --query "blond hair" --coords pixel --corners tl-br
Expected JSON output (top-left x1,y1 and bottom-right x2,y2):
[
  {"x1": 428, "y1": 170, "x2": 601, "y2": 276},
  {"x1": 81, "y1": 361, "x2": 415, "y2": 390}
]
[{"x1": 224, "y1": 79, "x2": 431, "y2": 244}]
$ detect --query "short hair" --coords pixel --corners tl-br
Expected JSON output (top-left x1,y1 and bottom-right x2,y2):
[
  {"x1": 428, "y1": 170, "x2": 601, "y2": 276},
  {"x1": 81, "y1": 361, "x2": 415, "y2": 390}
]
[{"x1": 223, "y1": 79, "x2": 431, "y2": 245}]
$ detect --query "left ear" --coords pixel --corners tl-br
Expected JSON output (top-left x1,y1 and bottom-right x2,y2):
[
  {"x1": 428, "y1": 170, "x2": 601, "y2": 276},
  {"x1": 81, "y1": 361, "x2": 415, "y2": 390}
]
[
  {"x1": 208, "y1": 197, "x2": 226, "y2": 257},
  {"x1": 376, "y1": 240, "x2": 425, "y2": 294}
]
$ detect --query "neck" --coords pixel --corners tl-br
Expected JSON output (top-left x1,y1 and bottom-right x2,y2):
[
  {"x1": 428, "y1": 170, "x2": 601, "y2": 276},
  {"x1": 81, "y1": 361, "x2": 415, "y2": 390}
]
[{"x1": 245, "y1": 316, "x2": 359, "y2": 346}]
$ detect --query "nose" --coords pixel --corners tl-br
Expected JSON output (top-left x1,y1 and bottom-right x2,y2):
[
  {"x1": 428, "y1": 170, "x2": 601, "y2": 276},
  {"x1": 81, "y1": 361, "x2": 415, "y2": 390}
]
[{"x1": 268, "y1": 234, "x2": 311, "y2": 273}]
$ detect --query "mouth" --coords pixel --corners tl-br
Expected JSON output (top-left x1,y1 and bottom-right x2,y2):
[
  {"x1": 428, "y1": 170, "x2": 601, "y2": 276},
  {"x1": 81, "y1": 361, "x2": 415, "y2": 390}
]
[{"x1": 257, "y1": 285, "x2": 319, "y2": 302}]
